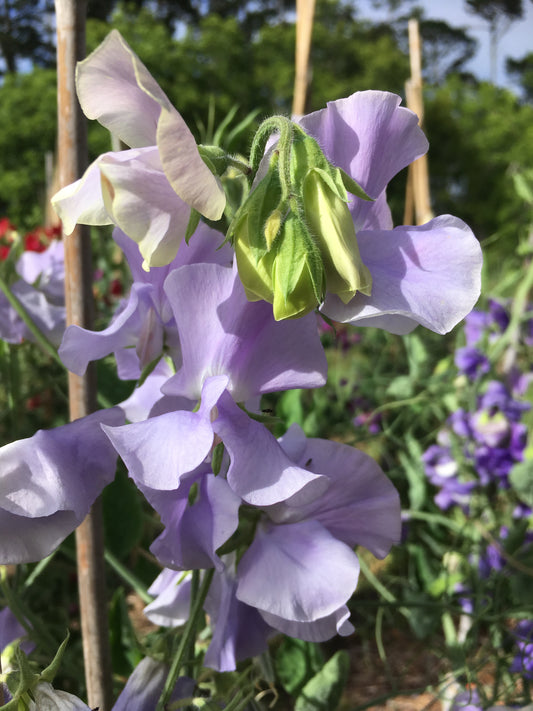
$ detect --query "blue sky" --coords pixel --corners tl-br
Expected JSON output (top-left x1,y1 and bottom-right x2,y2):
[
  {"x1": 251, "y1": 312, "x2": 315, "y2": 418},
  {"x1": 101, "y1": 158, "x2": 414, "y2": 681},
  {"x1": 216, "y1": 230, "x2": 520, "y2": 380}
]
[{"x1": 356, "y1": 0, "x2": 533, "y2": 90}]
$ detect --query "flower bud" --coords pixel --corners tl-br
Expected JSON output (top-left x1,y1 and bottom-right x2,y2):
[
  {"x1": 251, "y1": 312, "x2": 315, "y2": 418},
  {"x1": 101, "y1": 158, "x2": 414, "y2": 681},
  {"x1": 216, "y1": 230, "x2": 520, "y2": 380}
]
[{"x1": 303, "y1": 168, "x2": 372, "y2": 303}]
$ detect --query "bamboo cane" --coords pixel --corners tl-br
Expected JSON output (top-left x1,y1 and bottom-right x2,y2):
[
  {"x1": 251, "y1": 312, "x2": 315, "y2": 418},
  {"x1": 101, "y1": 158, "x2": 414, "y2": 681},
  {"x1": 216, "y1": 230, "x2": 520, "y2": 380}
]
[
  {"x1": 404, "y1": 18, "x2": 434, "y2": 226},
  {"x1": 293, "y1": 0, "x2": 316, "y2": 116},
  {"x1": 54, "y1": 2, "x2": 113, "y2": 708}
]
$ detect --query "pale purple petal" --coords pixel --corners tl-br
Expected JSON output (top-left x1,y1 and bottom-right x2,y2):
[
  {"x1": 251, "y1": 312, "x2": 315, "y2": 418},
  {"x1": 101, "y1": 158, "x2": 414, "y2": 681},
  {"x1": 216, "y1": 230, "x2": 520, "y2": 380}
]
[
  {"x1": 11, "y1": 281, "x2": 66, "y2": 346},
  {"x1": 162, "y1": 263, "x2": 327, "y2": 402},
  {"x1": 236, "y1": 520, "x2": 359, "y2": 622},
  {"x1": 157, "y1": 107, "x2": 226, "y2": 221},
  {"x1": 214, "y1": 392, "x2": 327, "y2": 506},
  {"x1": 0, "y1": 408, "x2": 123, "y2": 564},
  {"x1": 77, "y1": 30, "x2": 225, "y2": 218},
  {"x1": 112, "y1": 657, "x2": 195, "y2": 711},
  {"x1": 51, "y1": 154, "x2": 114, "y2": 235},
  {"x1": 149, "y1": 474, "x2": 241, "y2": 570},
  {"x1": 119, "y1": 359, "x2": 174, "y2": 423},
  {"x1": 99, "y1": 148, "x2": 192, "y2": 268},
  {"x1": 16, "y1": 240, "x2": 65, "y2": 304},
  {"x1": 59, "y1": 283, "x2": 153, "y2": 377},
  {"x1": 299, "y1": 91, "x2": 428, "y2": 230},
  {"x1": 271, "y1": 436, "x2": 401, "y2": 559},
  {"x1": 260, "y1": 605, "x2": 354, "y2": 642},
  {"x1": 144, "y1": 569, "x2": 192, "y2": 627},
  {"x1": 103, "y1": 376, "x2": 228, "y2": 490},
  {"x1": 0, "y1": 607, "x2": 34, "y2": 654},
  {"x1": 322, "y1": 215, "x2": 483, "y2": 335},
  {"x1": 204, "y1": 564, "x2": 272, "y2": 672},
  {"x1": 76, "y1": 29, "x2": 168, "y2": 148}
]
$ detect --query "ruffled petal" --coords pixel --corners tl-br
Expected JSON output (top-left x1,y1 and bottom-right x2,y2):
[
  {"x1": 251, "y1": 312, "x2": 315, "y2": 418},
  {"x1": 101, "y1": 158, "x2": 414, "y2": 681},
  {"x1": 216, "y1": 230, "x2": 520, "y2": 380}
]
[
  {"x1": 144, "y1": 569, "x2": 192, "y2": 627},
  {"x1": 99, "y1": 148, "x2": 191, "y2": 268},
  {"x1": 103, "y1": 376, "x2": 228, "y2": 491},
  {"x1": 322, "y1": 215, "x2": 483, "y2": 335},
  {"x1": 0, "y1": 408, "x2": 123, "y2": 564},
  {"x1": 162, "y1": 263, "x2": 327, "y2": 402},
  {"x1": 260, "y1": 605, "x2": 354, "y2": 642},
  {"x1": 214, "y1": 392, "x2": 327, "y2": 506},
  {"x1": 51, "y1": 153, "x2": 115, "y2": 235},
  {"x1": 76, "y1": 29, "x2": 168, "y2": 148},
  {"x1": 236, "y1": 520, "x2": 359, "y2": 622},
  {"x1": 149, "y1": 474, "x2": 241, "y2": 570},
  {"x1": 157, "y1": 106, "x2": 226, "y2": 221},
  {"x1": 204, "y1": 564, "x2": 272, "y2": 672},
  {"x1": 59, "y1": 283, "x2": 152, "y2": 377},
  {"x1": 272, "y1": 435, "x2": 401, "y2": 559}
]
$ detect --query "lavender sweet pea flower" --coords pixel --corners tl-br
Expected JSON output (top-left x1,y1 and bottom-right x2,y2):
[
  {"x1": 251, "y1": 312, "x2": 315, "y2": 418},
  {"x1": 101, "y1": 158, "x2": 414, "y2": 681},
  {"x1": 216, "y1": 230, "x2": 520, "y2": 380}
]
[
  {"x1": 0, "y1": 408, "x2": 123, "y2": 563},
  {"x1": 52, "y1": 30, "x2": 225, "y2": 269},
  {"x1": 113, "y1": 656, "x2": 195, "y2": 711},
  {"x1": 0, "y1": 240, "x2": 66, "y2": 346},
  {"x1": 234, "y1": 426, "x2": 401, "y2": 641},
  {"x1": 59, "y1": 223, "x2": 231, "y2": 380},
  {"x1": 161, "y1": 261, "x2": 328, "y2": 402},
  {"x1": 296, "y1": 92, "x2": 482, "y2": 334}
]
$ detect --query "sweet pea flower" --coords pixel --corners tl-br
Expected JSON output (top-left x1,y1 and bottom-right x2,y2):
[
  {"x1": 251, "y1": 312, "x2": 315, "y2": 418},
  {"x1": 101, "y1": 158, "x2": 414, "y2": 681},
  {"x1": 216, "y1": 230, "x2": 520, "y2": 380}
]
[
  {"x1": 288, "y1": 92, "x2": 481, "y2": 332},
  {"x1": 52, "y1": 30, "x2": 225, "y2": 269},
  {"x1": 141, "y1": 425, "x2": 399, "y2": 659},
  {"x1": 0, "y1": 240, "x2": 65, "y2": 346},
  {"x1": 0, "y1": 408, "x2": 123, "y2": 563},
  {"x1": 59, "y1": 222, "x2": 232, "y2": 380},
  {"x1": 104, "y1": 261, "x2": 329, "y2": 506}
]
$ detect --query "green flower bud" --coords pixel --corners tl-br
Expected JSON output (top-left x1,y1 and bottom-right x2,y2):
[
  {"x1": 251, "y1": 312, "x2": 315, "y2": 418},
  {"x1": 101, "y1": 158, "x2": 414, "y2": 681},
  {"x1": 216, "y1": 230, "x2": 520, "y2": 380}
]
[
  {"x1": 303, "y1": 168, "x2": 372, "y2": 303},
  {"x1": 231, "y1": 118, "x2": 373, "y2": 320},
  {"x1": 235, "y1": 211, "x2": 324, "y2": 320}
]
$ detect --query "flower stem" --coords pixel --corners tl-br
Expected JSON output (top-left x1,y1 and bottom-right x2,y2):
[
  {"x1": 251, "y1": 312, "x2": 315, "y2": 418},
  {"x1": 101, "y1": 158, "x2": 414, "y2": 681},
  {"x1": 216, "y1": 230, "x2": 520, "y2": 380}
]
[{"x1": 156, "y1": 568, "x2": 215, "y2": 711}]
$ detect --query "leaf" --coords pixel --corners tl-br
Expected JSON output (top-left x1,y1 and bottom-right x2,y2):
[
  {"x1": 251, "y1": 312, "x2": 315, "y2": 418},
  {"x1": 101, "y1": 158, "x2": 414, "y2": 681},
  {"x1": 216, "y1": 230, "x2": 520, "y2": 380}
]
[
  {"x1": 294, "y1": 650, "x2": 350, "y2": 711},
  {"x1": 509, "y1": 459, "x2": 533, "y2": 507},
  {"x1": 275, "y1": 638, "x2": 324, "y2": 697},
  {"x1": 103, "y1": 467, "x2": 143, "y2": 559}
]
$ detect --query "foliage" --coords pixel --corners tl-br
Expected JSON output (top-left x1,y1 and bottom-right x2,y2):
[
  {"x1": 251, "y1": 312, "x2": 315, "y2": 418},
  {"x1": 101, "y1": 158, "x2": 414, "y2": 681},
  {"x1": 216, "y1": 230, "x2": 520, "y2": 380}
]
[{"x1": 0, "y1": 68, "x2": 56, "y2": 229}]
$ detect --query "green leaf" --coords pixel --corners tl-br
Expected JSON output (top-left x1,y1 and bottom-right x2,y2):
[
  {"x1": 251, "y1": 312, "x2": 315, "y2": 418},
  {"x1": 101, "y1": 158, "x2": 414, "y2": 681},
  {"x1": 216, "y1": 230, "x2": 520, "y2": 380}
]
[
  {"x1": 274, "y1": 638, "x2": 324, "y2": 697},
  {"x1": 509, "y1": 459, "x2": 533, "y2": 507},
  {"x1": 39, "y1": 632, "x2": 70, "y2": 683},
  {"x1": 294, "y1": 650, "x2": 349, "y2": 711},
  {"x1": 185, "y1": 208, "x2": 201, "y2": 245},
  {"x1": 103, "y1": 468, "x2": 143, "y2": 558},
  {"x1": 339, "y1": 168, "x2": 373, "y2": 202}
]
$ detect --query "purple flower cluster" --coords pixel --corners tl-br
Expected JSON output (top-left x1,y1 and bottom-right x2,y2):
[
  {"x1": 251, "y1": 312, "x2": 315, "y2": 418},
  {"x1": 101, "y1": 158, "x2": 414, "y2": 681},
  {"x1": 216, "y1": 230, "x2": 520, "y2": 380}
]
[
  {"x1": 510, "y1": 620, "x2": 533, "y2": 680},
  {"x1": 423, "y1": 300, "x2": 531, "y2": 514}
]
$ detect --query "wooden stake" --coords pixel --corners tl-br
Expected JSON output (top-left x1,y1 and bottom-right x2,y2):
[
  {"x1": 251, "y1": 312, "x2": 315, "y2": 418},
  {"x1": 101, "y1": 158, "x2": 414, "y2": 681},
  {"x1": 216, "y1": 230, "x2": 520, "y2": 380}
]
[
  {"x1": 404, "y1": 18, "x2": 433, "y2": 226},
  {"x1": 293, "y1": 0, "x2": 316, "y2": 116},
  {"x1": 55, "y1": 2, "x2": 113, "y2": 708}
]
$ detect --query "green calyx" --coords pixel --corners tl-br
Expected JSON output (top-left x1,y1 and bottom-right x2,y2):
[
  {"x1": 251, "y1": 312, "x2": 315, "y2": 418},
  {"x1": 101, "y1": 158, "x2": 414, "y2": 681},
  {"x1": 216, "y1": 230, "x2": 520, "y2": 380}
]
[{"x1": 230, "y1": 117, "x2": 373, "y2": 320}]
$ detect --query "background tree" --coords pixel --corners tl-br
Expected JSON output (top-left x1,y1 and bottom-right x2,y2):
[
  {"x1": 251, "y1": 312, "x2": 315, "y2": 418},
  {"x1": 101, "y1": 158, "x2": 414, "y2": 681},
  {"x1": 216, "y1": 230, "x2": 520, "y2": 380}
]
[
  {"x1": 465, "y1": 0, "x2": 527, "y2": 81},
  {"x1": 0, "y1": 0, "x2": 55, "y2": 74},
  {"x1": 507, "y1": 51, "x2": 533, "y2": 101}
]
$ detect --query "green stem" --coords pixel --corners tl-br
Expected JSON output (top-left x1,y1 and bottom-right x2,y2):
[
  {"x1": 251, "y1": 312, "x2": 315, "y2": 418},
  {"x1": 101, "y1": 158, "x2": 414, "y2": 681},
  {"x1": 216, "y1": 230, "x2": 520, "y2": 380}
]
[
  {"x1": 249, "y1": 116, "x2": 294, "y2": 198},
  {"x1": 358, "y1": 556, "x2": 411, "y2": 621},
  {"x1": 156, "y1": 568, "x2": 215, "y2": 711},
  {"x1": 0, "y1": 274, "x2": 62, "y2": 366},
  {"x1": 104, "y1": 550, "x2": 152, "y2": 604}
]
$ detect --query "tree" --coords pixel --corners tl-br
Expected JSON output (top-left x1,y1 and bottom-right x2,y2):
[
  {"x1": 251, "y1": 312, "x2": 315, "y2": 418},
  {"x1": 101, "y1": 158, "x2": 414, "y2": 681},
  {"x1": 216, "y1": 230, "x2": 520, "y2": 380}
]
[
  {"x1": 507, "y1": 52, "x2": 533, "y2": 101},
  {"x1": 0, "y1": 0, "x2": 55, "y2": 74},
  {"x1": 418, "y1": 20, "x2": 477, "y2": 84},
  {"x1": 465, "y1": 0, "x2": 525, "y2": 82}
]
